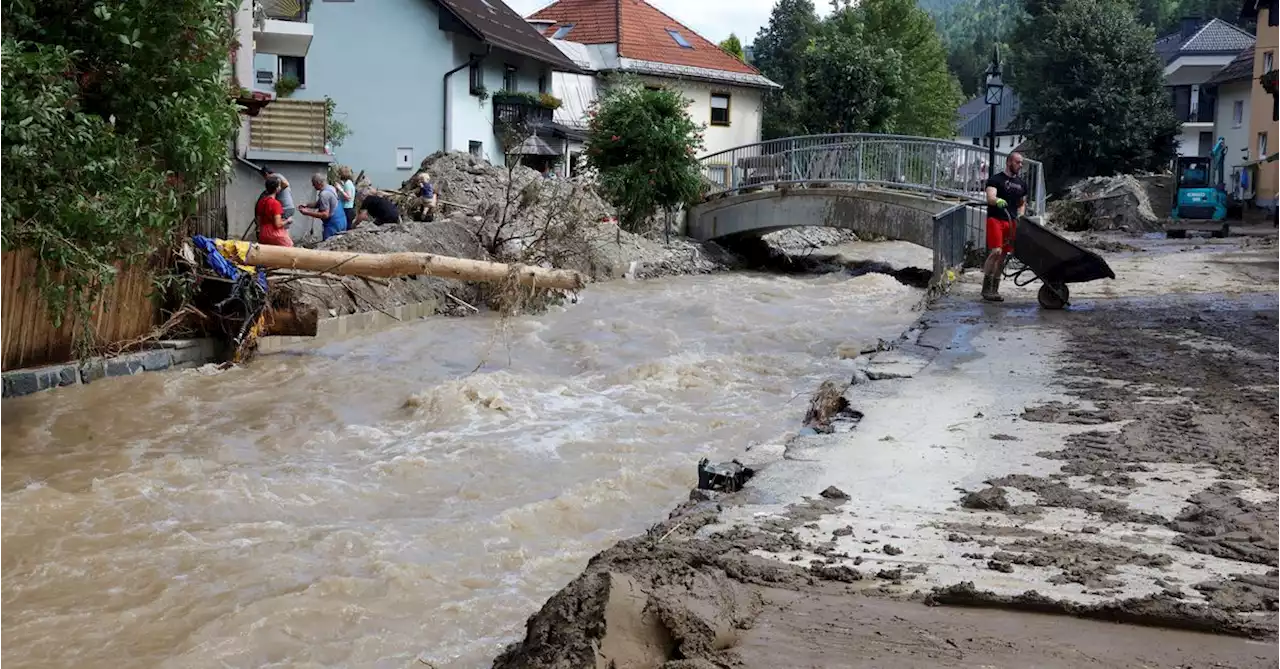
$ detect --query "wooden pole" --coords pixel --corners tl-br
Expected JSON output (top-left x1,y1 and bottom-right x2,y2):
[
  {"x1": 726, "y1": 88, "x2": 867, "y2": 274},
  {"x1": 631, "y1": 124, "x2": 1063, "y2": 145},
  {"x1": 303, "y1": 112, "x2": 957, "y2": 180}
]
[{"x1": 213, "y1": 239, "x2": 587, "y2": 291}]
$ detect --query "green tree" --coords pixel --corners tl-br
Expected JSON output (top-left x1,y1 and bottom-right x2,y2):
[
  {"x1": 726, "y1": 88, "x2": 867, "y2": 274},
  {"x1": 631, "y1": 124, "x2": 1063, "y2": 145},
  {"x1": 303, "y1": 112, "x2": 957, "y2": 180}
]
[
  {"x1": 585, "y1": 80, "x2": 705, "y2": 234},
  {"x1": 719, "y1": 33, "x2": 746, "y2": 61},
  {"x1": 753, "y1": 0, "x2": 822, "y2": 138},
  {"x1": 1009, "y1": 0, "x2": 1179, "y2": 185},
  {"x1": 3, "y1": 0, "x2": 239, "y2": 333},
  {"x1": 802, "y1": 12, "x2": 904, "y2": 133},
  {"x1": 858, "y1": 0, "x2": 963, "y2": 137}
]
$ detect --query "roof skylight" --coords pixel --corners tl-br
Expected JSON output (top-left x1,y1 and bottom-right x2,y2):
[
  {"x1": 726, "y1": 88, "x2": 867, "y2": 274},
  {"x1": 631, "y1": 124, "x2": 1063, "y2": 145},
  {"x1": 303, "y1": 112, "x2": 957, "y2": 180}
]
[{"x1": 666, "y1": 28, "x2": 693, "y2": 49}]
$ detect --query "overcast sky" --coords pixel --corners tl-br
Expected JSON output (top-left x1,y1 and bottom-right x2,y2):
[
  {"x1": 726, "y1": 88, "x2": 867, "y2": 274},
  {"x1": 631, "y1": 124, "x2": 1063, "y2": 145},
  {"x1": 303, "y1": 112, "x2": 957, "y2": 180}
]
[{"x1": 507, "y1": 0, "x2": 818, "y2": 46}]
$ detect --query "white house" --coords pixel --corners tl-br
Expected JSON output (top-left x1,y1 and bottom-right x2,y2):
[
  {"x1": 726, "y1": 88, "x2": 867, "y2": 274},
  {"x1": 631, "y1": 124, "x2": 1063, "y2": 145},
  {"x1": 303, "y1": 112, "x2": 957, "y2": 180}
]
[
  {"x1": 1156, "y1": 17, "x2": 1256, "y2": 157},
  {"x1": 525, "y1": 0, "x2": 781, "y2": 181},
  {"x1": 1207, "y1": 46, "x2": 1256, "y2": 199},
  {"x1": 227, "y1": 0, "x2": 581, "y2": 240}
]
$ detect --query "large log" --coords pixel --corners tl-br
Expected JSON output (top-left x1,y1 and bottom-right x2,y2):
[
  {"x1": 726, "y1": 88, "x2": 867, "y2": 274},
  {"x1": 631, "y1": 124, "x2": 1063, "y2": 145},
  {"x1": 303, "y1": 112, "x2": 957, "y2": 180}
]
[{"x1": 212, "y1": 239, "x2": 587, "y2": 291}]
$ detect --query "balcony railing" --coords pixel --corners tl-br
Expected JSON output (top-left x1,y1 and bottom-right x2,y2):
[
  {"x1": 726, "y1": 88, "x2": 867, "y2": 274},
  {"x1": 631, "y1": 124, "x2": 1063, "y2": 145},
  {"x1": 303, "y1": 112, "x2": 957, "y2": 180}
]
[
  {"x1": 1174, "y1": 103, "x2": 1215, "y2": 124},
  {"x1": 259, "y1": 0, "x2": 307, "y2": 21},
  {"x1": 248, "y1": 98, "x2": 327, "y2": 155},
  {"x1": 492, "y1": 93, "x2": 554, "y2": 130}
]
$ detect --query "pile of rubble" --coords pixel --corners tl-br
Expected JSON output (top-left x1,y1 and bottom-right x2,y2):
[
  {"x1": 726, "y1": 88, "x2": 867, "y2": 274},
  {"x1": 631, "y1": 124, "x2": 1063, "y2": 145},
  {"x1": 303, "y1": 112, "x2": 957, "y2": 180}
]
[{"x1": 1048, "y1": 174, "x2": 1163, "y2": 232}]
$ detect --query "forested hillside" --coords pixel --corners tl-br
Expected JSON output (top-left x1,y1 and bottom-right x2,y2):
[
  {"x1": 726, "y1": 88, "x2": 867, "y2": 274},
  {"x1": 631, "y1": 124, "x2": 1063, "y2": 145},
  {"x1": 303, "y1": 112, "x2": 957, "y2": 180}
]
[{"x1": 926, "y1": 0, "x2": 1254, "y2": 97}]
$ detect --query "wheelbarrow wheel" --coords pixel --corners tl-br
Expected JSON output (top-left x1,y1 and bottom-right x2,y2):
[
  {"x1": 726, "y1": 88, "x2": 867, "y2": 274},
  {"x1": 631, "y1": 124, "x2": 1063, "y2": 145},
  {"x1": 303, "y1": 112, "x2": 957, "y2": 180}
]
[{"x1": 1038, "y1": 282, "x2": 1069, "y2": 310}]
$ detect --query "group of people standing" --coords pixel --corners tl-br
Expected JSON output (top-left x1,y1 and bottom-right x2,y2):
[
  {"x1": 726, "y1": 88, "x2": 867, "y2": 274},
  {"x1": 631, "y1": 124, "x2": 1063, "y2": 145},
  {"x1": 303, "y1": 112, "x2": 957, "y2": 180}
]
[{"x1": 253, "y1": 166, "x2": 409, "y2": 247}]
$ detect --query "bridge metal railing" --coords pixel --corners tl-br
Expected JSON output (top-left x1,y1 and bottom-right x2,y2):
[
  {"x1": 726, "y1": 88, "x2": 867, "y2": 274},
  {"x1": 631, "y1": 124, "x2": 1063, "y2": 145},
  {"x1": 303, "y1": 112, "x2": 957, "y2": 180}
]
[
  {"x1": 931, "y1": 202, "x2": 985, "y2": 288},
  {"x1": 697, "y1": 133, "x2": 1046, "y2": 216}
]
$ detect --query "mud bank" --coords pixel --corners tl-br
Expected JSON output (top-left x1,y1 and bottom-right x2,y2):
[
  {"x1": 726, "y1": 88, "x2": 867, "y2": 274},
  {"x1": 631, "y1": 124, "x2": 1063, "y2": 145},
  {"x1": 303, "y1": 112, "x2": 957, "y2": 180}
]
[{"x1": 490, "y1": 235, "x2": 1279, "y2": 668}]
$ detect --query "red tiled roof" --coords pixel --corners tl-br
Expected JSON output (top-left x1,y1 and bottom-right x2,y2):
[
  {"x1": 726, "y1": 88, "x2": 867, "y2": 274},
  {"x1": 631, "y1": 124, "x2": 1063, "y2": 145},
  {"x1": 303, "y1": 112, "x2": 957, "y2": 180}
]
[{"x1": 529, "y1": 0, "x2": 761, "y2": 76}]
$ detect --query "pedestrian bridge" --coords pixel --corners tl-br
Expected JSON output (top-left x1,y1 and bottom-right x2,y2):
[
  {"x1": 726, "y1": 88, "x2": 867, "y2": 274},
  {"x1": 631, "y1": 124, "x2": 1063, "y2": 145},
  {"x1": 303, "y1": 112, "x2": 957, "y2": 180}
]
[{"x1": 689, "y1": 134, "x2": 1046, "y2": 258}]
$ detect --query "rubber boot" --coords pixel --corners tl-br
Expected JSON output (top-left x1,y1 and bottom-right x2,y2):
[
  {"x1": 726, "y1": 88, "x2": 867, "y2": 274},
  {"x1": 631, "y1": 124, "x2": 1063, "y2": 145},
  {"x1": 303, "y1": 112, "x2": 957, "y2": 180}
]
[
  {"x1": 988, "y1": 272, "x2": 1005, "y2": 302},
  {"x1": 981, "y1": 274, "x2": 994, "y2": 300}
]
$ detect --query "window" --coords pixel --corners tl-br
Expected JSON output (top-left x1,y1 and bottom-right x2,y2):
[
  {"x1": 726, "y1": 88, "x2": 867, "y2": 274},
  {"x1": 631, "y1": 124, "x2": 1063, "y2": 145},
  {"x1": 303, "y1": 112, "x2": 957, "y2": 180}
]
[
  {"x1": 503, "y1": 65, "x2": 518, "y2": 92},
  {"x1": 1260, "y1": 132, "x2": 1269, "y2": 159},
  {"x1": 1265, "y1": 51, "x2": 1275, "y2": 73},
  {"x1": 538, "y1": 75, "x2": 547, "y2": 94},
  {"x1": 469, "y1": 59, "x2": 483, "y2": 95},
  {"x1": 551, "y1": 23, "x2": 574, "y2": 39},
  {"x1": 710, "y1": 93, "x2": 730, "y2": 126},
  {"x1": 971, "y1": 137, "x2": 980, "y2": 146},
  {"x1": 279, "y1": 56, "x2": 305, "y2": 86},
  {"x1": 666, "y1": 28, "x2": 693, "y2": 49},
  {"x1": 469, "y1": 141, "x2": 484, "y2": 159},
  {"x1": 1233, "y1": 99, "x2": 1245, "y2": 127}
]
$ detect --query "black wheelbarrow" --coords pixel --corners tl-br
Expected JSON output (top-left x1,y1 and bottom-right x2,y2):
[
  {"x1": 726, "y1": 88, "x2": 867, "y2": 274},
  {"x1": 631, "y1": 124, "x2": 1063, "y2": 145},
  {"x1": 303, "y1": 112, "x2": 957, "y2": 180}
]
[{"x1": 1001, "y1": 216, "x2": 1116, "y2": 310}]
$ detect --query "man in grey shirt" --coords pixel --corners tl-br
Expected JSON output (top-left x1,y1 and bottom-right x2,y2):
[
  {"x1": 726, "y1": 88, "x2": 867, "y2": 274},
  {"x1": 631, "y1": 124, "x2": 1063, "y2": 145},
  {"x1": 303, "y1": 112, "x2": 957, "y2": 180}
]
[
  {"x1": 298, "y1": 173, "x2": 348, "y2": 240},
  {"x1": 262, "y1": 167, "x2": 296, "y2": 227}
]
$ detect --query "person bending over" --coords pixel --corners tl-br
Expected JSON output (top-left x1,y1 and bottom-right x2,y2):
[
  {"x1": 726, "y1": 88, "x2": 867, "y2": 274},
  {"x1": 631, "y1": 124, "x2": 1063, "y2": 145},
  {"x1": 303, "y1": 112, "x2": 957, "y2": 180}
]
[
  {"x1": 982, "y1": 152, "x2": 1027, "y2": 302},
  {"x1": 352, "y1": 188, "x2": 401, "y2": 227}
]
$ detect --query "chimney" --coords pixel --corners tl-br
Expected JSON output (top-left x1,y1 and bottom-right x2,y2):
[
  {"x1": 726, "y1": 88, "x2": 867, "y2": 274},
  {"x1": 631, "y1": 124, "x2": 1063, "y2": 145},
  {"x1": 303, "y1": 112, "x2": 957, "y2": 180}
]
[{"x1": 1180, "y1": 16, "x2": 1200, "y2": 39}]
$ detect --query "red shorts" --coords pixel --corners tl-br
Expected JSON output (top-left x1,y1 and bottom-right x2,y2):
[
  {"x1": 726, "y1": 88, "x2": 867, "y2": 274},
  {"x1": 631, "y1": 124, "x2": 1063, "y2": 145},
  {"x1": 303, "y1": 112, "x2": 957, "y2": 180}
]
[{"x1": 986, "y1": 217, "x2": 1014, "y2": 253}]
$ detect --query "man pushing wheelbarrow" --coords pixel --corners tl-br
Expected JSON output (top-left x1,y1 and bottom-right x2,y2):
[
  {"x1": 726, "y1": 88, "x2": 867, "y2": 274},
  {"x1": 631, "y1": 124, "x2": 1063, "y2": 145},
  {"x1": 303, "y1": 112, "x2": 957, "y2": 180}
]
[{"x1": 982, "y1": 152, "x2": 1027, "y2": 302}]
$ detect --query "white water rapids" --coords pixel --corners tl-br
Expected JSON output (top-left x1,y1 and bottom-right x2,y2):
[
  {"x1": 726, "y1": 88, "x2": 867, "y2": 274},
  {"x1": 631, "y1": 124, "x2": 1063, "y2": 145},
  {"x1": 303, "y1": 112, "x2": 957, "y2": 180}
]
[{"x1": 2, "y1": 242, "x2": 930, "y2": 668}]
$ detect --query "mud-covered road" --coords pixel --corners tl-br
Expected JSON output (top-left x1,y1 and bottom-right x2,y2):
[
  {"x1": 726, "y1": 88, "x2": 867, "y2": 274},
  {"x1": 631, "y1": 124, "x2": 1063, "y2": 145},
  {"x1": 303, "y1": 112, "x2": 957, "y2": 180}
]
[{"x1": 494, "y1": 235, "x2": 1280, "y2": 668}]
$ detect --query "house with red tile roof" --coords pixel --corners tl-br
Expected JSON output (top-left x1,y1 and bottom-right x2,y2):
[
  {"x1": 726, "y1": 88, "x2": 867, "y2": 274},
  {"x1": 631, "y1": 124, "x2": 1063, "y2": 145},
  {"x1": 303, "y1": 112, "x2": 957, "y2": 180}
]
[{"x1": 524, "y1": 0, "x2": 780, "y2": 176}]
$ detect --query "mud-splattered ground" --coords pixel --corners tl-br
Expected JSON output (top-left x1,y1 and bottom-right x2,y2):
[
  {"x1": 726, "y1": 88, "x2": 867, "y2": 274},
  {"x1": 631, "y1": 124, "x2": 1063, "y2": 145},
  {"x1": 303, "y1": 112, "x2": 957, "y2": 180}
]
[
  {"x1": 491, "y1": 238, "x2": 1279, "y2": 669},
  {"x1": 991, "y1": 294, "x2": 1280, "y2": 629}
]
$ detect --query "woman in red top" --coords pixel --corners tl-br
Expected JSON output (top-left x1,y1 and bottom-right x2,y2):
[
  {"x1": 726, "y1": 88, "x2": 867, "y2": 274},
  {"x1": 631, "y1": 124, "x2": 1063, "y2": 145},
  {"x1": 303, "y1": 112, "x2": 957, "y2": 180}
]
[{"x1": 256, "y1": 176, "x2": 293, "y2": 246}]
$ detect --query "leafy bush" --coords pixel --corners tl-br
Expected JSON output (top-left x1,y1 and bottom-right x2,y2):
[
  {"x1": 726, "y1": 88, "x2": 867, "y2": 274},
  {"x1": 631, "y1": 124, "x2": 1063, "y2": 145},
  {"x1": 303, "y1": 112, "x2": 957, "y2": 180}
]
[
  {"x1": 538, "y1": 92, "x2": 563, "y2": 110},
  {"x1": 274, "y1": 74, "x2": 301, "y2": 98},
  {"x1": 493, "y1": 90, "x2": 561, "y2": 109},
  {"x1": 2, "y1": 0, "x2": 240, "y2": 331},
  {"x1": 585, "y1": 79, "x2": 705, "y2": 234}
]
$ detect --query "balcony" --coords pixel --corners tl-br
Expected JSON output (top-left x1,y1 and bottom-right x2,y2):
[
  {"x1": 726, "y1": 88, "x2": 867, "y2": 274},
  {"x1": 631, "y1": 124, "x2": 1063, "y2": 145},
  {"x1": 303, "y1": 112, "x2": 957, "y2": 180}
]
[
  {"x1": 253, "y1": 0, "x2": 313, "y2": 57},
  {"x1": 492, "y1": 92, "x2": 555, "y2": 130},
  {"x1": 247, "y1": 98, "x2": 329, "y2": 160}
]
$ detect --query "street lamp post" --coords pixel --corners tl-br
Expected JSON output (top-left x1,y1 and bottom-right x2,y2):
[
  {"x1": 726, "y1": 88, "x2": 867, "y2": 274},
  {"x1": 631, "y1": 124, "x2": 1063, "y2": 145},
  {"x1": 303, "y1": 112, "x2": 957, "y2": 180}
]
[{"x1": 984, "y1": 45, "x2": 1005, "y2": 181}]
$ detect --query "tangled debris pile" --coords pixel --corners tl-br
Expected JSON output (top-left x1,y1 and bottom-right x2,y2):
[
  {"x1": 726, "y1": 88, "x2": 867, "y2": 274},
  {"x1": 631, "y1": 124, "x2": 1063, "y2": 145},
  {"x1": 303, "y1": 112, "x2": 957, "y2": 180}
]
[{"x1": 1049, "y1": 175, "x2": 1163, "y2": 232}]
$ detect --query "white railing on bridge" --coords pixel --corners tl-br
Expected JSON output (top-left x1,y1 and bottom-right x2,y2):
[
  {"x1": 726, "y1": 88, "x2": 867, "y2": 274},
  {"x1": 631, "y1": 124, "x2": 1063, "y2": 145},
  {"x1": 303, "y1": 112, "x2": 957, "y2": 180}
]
[{"x1": 697, "y1": 134, "x2": 1047, "y2": 216}]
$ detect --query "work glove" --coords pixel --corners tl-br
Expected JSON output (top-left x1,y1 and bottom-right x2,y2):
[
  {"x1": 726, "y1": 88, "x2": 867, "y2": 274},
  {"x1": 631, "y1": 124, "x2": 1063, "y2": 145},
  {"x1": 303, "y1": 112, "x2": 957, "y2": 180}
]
[{"x1": 995, "y1": 198, "x2": 1008, "y2": 209}]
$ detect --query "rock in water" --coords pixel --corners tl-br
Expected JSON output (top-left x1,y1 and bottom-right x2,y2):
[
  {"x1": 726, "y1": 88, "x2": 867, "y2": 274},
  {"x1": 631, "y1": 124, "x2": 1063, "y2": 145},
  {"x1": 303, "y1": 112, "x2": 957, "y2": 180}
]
[
  {"x1": 696, "y1": 458, "x2": 754, "y2": 492},
  {"x1": 820, "y1": 486, "x2": 850, "y2": 500}
]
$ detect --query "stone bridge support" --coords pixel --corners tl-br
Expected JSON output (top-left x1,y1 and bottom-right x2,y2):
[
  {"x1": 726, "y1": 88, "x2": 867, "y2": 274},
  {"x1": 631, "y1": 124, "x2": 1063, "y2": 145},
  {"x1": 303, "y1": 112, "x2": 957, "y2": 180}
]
[{"x1": 686, "y1": 187, "x2": 958, "y2": 247}]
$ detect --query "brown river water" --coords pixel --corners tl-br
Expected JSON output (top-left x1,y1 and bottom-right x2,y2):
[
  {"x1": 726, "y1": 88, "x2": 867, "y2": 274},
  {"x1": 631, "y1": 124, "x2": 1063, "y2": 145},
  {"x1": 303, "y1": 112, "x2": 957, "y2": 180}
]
[{"x1": 2, "y1": 243, "x2": 928, "y2": 668}]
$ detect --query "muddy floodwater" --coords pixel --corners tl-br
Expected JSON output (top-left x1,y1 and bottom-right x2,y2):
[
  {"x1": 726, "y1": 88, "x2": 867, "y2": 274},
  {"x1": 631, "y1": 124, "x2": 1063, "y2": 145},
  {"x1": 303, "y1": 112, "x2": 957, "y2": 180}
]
[{"x1": 2, "y1": 248, "x2": 928, "y2": 668}]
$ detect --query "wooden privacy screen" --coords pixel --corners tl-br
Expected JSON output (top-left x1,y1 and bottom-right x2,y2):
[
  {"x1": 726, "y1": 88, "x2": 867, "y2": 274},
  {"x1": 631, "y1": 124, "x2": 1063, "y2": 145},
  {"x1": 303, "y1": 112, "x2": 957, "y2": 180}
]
[{"x1": 1, "y1": 250, "x2": 160, "y2": 371}]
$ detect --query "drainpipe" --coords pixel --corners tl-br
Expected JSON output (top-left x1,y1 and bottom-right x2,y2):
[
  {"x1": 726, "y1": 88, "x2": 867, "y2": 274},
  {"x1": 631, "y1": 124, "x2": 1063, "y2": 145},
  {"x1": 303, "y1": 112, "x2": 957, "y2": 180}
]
[{"x1": 443, "y1": 45, "x2": 491, "y2": 153}]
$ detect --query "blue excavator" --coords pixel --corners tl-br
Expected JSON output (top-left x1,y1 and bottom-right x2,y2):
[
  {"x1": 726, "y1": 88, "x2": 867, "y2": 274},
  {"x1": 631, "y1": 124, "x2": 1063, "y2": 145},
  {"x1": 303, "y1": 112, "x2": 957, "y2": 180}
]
[{"x1": 1171, "y1": 137, "x2": 1228, "y2": 221}]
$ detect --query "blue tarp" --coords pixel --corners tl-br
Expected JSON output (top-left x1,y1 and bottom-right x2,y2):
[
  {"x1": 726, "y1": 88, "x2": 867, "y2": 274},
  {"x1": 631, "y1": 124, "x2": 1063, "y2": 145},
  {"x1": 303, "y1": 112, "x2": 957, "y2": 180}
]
[{"x1": 192, "y1": 235, "x2": 267, "y2": 291}]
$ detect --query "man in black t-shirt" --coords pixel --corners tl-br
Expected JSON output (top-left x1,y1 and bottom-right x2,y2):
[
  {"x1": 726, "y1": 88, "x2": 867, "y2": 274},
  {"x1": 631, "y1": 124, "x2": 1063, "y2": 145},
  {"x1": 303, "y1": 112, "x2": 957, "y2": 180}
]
[
  {"x1": 982, "y1": 152, "x2": 1028, "y2": 302},
  {"x1": 352, "y1": 191, "x2": 401, "y2": 227}
]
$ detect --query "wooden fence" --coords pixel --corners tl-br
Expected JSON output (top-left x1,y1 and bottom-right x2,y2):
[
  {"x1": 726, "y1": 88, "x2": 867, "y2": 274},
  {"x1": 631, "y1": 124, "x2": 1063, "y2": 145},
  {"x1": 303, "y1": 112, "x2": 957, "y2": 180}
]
[{"x1": 1, "y1": 250, "x2": 159, "y2": 371}]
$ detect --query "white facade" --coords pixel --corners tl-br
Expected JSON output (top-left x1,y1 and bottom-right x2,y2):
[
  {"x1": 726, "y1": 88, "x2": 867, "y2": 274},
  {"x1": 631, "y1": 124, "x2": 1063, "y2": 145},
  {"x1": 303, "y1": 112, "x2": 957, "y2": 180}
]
[
  {"x1": 1213, "y1": 79, "x2": 1254, "y2": 197},
  {"x1": 640, "y1": 77, "x2": 764, "y2": 157}
]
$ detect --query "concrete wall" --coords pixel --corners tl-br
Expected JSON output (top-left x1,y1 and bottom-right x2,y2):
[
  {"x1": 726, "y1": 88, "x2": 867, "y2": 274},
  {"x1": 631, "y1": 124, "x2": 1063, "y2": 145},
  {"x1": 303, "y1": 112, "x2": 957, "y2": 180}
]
[
  {"x1": 1177, "y1": 125, "x2": 1214, "y2": 157},
  {"x1": 687, "y1": 188, "x2": 952, "y2": 247},
  {"x1": 227, "y1": 159, "x2": 327, "y2": 243}
]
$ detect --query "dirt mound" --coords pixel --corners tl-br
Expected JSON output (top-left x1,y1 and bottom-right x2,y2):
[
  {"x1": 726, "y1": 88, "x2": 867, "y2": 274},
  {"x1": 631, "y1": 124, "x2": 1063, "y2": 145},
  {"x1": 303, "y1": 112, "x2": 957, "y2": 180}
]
[
  {"x1": 274, "y1": 220, "x2": 490, "y2": 318},
  {"x1": 1049, "y1": 175, "x2": 1163, "y2": 232}
]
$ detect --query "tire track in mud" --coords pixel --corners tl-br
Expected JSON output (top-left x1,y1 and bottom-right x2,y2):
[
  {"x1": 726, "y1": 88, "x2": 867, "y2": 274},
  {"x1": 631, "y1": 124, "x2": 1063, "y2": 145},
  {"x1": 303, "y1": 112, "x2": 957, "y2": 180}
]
[{"x1": 996, "y1": 295, "x2": 1278, "y2": 629}]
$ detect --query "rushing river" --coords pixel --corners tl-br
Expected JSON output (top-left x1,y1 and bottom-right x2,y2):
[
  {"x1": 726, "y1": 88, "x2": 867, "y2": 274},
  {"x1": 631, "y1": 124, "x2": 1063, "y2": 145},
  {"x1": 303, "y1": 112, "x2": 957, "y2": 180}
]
[{"x1": 2, "y1": 242, "x2": 929, "y2": 669}]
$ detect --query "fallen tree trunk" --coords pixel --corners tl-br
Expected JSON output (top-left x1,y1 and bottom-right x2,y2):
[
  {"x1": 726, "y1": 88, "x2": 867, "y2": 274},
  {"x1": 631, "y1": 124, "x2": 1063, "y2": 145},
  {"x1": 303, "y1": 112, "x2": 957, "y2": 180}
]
[{"x1": 212, "y1": 239, "x2": 587, "y2": 291}]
